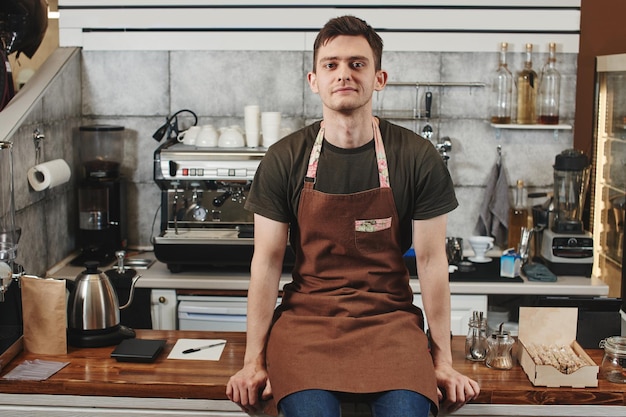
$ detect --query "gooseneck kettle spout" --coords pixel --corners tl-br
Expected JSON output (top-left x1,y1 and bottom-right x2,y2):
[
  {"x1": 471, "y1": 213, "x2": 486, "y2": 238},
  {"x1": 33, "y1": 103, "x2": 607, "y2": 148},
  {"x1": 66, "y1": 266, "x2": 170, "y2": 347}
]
[{"x1": 119, "y1": 274, "x2": 141, "y2": 310}]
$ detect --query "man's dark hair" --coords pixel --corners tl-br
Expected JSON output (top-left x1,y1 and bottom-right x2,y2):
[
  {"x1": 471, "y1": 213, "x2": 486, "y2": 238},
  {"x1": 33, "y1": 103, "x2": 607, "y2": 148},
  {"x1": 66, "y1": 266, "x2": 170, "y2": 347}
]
[{"x1": 312, "y1": 15, "x2": 383, "y2": 73}]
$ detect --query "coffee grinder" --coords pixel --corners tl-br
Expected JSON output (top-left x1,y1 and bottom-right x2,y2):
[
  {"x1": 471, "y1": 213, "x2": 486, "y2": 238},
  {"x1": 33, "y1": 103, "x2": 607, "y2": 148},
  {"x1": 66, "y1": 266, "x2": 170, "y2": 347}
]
[
  {"x1": 540, "y1": 149, "x2": 594, "y2": 276},
  {"x1": 71, "y1": 125, "x2": 128, "y2": 266}
]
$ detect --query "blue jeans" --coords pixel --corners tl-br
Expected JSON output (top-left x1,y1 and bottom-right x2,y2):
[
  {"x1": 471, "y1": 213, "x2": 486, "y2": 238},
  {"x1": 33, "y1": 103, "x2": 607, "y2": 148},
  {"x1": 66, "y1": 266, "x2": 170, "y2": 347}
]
[{"x1": 278, "y1": 389, "x2": 432, "y2": 417}]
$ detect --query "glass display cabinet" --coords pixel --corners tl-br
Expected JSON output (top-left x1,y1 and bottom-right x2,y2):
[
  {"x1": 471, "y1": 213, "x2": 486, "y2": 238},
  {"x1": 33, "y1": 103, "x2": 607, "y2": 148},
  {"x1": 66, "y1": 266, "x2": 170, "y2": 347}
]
[{"x1": 592, "y1": 53, "x2": 626, "y2": 301}]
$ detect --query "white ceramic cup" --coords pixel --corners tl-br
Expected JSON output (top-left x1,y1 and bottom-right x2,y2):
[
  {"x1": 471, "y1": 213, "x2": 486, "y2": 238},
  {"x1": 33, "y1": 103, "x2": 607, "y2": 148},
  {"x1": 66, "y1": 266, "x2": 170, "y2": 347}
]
[
  {"x1": 244, "y1": 105, "x2": 260, "y2": 147},
  {"x1": 195, "y1": 125, "x2": 219, "y2": 147},
  {"x1": 218, "y1": 127, "x2": 245, "y2": 148},
  {"x1": 261, "y1": 111, "x2": 281, "y2": 147},
  {"x1": 177, "y1": 126, "x2": 201, "y2": 145},
  {"x1": 246, "y1": 130, "x2": 260, "y2": 148},
  {"x1": 468, "y1": 235, "x2": 495, "y2": 260}
]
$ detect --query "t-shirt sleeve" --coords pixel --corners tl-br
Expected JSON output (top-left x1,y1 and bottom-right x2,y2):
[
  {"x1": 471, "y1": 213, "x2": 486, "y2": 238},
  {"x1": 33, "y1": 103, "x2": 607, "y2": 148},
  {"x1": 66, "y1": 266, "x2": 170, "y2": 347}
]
[
  {"x1": 244, "y1": 147, "x2": 293, "y2": 224},
  {"x1": 412, "y1": 141, "x2": 458, "y2": 220}
]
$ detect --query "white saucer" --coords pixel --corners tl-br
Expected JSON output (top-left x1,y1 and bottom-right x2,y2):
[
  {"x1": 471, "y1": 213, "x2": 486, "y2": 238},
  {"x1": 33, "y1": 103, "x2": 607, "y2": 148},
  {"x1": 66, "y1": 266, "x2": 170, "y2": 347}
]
[{"x1": 468, "y1": 256, "x2": 492, "y2": 263}]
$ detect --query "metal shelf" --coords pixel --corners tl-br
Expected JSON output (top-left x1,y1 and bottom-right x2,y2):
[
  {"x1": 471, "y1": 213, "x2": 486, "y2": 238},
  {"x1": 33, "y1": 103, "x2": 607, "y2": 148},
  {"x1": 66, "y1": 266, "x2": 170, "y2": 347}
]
[
  {"x1": 386, "y1": 82, "x2": 486, "y2": 88},
  {"x1": 377, "y1": 81, "x2": 486, "y2": 121},
  {"x1": 490, "y1": 123, "x2": 572, "y2": 140}
]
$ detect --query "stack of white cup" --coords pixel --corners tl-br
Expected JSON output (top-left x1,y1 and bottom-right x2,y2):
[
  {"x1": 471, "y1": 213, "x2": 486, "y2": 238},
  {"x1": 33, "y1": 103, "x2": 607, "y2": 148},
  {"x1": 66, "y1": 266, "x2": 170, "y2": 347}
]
[
  {"x1": 244, "y1": 105, "x2": 261, "y2": 147},
  {"x1": 261, "y1": 111, "x2": 282, "y2": 148}
]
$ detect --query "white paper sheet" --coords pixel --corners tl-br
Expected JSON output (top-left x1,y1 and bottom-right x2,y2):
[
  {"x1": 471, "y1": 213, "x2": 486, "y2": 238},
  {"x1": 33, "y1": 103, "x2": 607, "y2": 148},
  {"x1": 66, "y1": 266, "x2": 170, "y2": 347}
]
[{"x1": 167, "y1": 339, "x2": 227, "y2": 361}]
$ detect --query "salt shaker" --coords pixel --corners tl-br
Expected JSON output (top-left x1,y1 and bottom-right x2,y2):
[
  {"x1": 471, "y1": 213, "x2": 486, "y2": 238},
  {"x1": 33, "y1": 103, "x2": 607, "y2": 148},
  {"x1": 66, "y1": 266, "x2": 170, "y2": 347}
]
[
  {"x1": 465, "y1": 311, "x2": 487, "y2": 361},
  {"x1": 485, "y1": 322, "x2": 514, "y2": 370}
]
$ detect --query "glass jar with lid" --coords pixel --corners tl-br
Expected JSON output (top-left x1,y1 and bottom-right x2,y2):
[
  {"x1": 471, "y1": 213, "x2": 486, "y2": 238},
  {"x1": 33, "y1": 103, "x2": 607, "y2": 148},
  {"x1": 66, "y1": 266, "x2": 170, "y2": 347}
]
[
  {"x1": 600, "y1": 336, "x2": 626, "y2": 383},
  {"x1": 485, "y1": 323, "x2": 515, "y2": 370}
]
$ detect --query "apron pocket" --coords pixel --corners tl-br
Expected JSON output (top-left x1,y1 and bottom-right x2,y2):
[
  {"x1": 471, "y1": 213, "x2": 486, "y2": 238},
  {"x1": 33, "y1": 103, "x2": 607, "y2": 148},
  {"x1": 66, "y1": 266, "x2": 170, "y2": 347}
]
[{"x1": 355, "y1": 217, "x2": 392, "y2": 253}]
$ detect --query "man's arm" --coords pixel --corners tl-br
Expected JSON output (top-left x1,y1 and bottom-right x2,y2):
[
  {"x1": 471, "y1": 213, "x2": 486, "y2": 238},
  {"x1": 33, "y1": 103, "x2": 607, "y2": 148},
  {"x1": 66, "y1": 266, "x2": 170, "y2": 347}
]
[
  {"x1": 412, "y1": 214, "x2": 480, "y2": 413},
  {"x1": 226, "y1": 214, "x2": 288, "y2": 412}
]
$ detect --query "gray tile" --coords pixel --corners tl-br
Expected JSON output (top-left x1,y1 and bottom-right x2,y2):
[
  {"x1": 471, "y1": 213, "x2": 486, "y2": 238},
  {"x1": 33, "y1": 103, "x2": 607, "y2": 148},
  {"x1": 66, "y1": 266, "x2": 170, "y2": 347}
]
[
  {"x1": 170, "y1": 51, "x2": 305, "y2": 117},
  {"x1": 82, "y1": 51, "x2": 170, "y2": 116},
  {"x1": 14, "y1": 203, "x2": 48, "y2": 276},
  {"x1": 125, "y1": 182, "x2": 162, "y2": 248},
  {"x1": 44, "y1": 191, "x2": 76, "y2": 268},
  {"x1": 42, "y1": 51, "x2": 81, "y2": 122}
]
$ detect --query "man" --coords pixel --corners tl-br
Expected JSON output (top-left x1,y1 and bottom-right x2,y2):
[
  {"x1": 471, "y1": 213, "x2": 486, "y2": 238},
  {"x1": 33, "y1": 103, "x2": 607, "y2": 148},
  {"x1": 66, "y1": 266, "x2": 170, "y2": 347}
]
[{"x1": 227, "y1": 15, "x2": 480, "y2": 417}]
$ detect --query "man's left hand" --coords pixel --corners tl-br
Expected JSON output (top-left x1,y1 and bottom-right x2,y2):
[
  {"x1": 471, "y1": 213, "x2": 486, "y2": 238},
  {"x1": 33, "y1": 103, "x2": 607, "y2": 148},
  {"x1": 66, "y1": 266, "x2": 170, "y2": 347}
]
[{"x1": 435, "y1": 364, "x2": 480, "y2": 413}]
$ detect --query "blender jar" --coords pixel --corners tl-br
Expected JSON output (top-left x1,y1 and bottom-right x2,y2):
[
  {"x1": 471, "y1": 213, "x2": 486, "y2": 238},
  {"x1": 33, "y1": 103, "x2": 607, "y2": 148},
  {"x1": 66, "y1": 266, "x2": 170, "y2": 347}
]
[
  {"x1": 79, "y1": 125, "x2": 124, "y2": 179},
  {"x1": 552, "y1": 149, "x2": 590, "y2": 233}
]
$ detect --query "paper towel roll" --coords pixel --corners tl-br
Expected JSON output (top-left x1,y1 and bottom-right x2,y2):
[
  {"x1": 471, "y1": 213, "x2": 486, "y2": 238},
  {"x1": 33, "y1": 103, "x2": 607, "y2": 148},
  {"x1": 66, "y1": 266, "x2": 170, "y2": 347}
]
[{"x1": 27, "y1": 159, "x2": 72, "y2": 191}]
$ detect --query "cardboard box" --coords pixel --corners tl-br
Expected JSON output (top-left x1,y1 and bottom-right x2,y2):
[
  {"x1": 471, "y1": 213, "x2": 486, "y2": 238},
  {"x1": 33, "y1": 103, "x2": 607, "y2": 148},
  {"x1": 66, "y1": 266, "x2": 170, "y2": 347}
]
[{"x1": 518, "y1": 307, "x2": 599, "y2": 388}]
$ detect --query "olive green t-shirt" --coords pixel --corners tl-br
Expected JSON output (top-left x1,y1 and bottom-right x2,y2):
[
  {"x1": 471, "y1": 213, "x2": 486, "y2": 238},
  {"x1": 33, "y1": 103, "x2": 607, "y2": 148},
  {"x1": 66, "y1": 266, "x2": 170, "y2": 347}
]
[{"x1": 245, "y1": 118, "x2": 458, "y2": 252}]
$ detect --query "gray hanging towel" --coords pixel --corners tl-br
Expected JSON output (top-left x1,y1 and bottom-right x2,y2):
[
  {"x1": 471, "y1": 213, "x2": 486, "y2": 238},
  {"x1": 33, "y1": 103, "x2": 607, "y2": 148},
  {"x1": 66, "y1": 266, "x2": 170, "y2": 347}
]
[{"x1": 474, "y1": 161, "x2": 510, "y2": 248}]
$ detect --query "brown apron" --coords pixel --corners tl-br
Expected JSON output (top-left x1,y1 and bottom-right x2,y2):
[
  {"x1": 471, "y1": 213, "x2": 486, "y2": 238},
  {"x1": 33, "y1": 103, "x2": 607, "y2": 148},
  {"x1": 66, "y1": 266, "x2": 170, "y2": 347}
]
[{"x1": 265, "y1": 118, "x2": 438, "y2": 414}]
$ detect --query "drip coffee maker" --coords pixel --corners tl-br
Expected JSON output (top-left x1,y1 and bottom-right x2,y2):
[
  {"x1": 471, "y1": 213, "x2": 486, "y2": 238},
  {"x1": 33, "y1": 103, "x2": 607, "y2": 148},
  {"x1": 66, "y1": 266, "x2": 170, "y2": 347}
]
[
  {"x1": 71, "y1": 125, "x2": 128, "y2": 266},
  {"x1": 540, "y1": 149, "x2": 594, "y2": 276}
]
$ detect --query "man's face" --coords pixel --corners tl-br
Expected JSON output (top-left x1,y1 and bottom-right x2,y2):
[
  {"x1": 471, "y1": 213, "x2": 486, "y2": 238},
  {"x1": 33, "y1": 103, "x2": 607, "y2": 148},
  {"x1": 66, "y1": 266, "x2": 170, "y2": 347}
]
[{"x1": 308, "y1": 35, "x2": 387, "y2": 114}]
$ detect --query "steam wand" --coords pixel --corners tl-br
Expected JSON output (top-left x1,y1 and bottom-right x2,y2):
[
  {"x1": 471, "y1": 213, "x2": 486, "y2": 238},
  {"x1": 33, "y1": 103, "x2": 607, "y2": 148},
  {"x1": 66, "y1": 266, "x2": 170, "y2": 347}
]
[{"x1": 436, "y1": 136, "x2": 452, "y2": 166}]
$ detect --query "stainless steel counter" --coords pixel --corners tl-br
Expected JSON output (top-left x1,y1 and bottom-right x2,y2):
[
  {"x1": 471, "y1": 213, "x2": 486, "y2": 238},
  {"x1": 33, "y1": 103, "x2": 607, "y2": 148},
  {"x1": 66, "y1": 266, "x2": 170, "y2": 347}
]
[{"x1": 47, "y1": 251, "x2": 609, "y2": 296}]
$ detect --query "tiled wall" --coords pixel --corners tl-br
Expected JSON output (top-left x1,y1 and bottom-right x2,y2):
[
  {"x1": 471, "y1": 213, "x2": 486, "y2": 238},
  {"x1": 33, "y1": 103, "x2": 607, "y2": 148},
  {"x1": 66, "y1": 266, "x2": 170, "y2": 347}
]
[
  {"x1": 9, "y1": 50, "x2": 82, "y2": 276},
  {"x1": 6, "y1": 47, "x2": 577, "y2": 276},
  {"x1": 82, "y1": 49, "x2": 577, "y2": 250}
]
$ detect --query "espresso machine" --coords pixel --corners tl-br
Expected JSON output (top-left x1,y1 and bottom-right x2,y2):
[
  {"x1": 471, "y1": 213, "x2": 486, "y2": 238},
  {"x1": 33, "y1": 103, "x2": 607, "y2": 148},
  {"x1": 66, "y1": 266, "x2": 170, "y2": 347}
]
[
  {"x1": 540, "y1": 149, "x2": 594, "y2": 276},
  {"x1": 71, "y1": 125, "x2": 128, "y2": 266},
  {"x1": 153, "y1": 140, "x2": 295, "y2": 272}
]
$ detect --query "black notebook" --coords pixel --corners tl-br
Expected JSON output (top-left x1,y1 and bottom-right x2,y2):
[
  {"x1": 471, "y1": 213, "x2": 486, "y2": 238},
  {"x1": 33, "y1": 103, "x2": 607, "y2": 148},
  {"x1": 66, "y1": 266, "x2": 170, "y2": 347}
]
[{"x1": 111, "y1": 338, "x2": 166, "y2": 363}]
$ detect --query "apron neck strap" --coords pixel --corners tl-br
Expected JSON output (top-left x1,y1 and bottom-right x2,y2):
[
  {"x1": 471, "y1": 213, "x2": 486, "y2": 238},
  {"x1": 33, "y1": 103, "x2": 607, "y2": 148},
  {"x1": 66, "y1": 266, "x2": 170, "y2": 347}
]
[{"x1": 305, "y1": 117, "x2": 389, "y2": 188}]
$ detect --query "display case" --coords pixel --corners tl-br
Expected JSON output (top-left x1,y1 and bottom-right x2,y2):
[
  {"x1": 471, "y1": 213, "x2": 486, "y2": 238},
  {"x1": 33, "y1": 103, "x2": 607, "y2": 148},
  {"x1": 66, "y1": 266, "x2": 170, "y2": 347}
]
[{"x1": 592, "y1": 53, "x2": 626, "y2": 300}]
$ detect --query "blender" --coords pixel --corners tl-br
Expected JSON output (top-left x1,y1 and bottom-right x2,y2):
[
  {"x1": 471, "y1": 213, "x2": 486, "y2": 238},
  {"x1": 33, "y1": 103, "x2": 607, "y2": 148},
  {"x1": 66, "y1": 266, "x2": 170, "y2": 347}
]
[{"x1": 540, "y1": 149, "x2": 594, "y2": 276}]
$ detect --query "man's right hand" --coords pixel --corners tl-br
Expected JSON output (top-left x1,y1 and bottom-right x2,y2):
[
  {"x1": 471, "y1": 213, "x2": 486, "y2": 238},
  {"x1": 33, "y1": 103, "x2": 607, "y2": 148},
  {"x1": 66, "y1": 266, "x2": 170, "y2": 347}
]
[{"x1": 226, "y1": 365, "x2": 273, "y2": 414}]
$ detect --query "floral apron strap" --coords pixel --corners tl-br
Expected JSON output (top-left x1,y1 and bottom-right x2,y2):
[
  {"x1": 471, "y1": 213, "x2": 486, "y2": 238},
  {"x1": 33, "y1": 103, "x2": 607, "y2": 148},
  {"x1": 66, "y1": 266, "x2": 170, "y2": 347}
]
[{"x1": 305, "y1": 117, "x2": 389, "y2": 188}]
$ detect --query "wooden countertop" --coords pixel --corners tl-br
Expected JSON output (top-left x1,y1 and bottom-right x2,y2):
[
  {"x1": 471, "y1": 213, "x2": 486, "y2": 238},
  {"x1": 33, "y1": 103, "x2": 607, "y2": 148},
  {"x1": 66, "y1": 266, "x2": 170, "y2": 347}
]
[{"x1": 0, "y1": 330, "x2": 624, "y2": 407}]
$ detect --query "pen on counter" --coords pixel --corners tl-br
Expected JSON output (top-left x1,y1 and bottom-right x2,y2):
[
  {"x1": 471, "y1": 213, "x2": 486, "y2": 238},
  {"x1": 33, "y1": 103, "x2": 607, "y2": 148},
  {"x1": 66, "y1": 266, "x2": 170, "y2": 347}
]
[{"x1": 182, "y1": 341, "x2": 227, "y2": 354}]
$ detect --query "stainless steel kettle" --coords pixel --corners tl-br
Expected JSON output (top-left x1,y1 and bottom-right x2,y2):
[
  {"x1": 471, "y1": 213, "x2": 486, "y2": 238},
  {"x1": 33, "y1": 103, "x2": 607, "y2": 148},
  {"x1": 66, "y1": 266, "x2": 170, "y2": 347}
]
[{"x1": 67, "y1": 261, "x2": 140, "y2": 331}]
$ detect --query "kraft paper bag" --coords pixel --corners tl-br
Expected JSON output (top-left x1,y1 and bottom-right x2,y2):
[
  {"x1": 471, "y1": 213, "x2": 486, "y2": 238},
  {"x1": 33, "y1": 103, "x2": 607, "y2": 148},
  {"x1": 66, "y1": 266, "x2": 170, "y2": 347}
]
[{"x1": 21, "y1": 275, "x2": 67, "y2": 354}]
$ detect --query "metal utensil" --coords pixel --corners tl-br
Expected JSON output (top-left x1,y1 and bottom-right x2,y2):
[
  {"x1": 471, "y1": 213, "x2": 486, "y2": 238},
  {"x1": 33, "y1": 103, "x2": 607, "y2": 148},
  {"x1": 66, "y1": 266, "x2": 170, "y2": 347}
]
[
  {"x1": 421, "y1": 91, "x2": 433, "y2": 140},
  {"x1": 470, "y1": 311, "x2": 487, "y2": 360}
]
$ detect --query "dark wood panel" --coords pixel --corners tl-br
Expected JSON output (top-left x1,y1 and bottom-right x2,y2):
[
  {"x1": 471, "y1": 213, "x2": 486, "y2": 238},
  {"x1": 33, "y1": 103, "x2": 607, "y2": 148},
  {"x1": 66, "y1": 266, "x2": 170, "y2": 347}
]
[{"x1": 575, "y1": 0, "x2": 626, "y2": 155}]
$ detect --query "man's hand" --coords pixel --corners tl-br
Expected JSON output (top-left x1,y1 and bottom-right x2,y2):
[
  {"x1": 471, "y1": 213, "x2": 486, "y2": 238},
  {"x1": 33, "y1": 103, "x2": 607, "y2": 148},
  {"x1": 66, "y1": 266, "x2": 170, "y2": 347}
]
[
  {"x1": 435, "y1": 363, "x2": 480, "y2": 413},
  {"x1": 226, "y1": 364, "x2": 273, "y2": 414}
]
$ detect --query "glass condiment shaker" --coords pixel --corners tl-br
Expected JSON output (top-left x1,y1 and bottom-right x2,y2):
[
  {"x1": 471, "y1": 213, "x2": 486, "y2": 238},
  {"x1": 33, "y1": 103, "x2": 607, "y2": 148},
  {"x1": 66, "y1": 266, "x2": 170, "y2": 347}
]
[
  {"x1": 600, "y1": 336, "x2": 626, "y2": 383},
  {"x1": 485, "y1": 323, "x2": 514, "y2": 370},
  {"x1": 465, "y1": 311, "x2": 487, "y2": 361}
]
